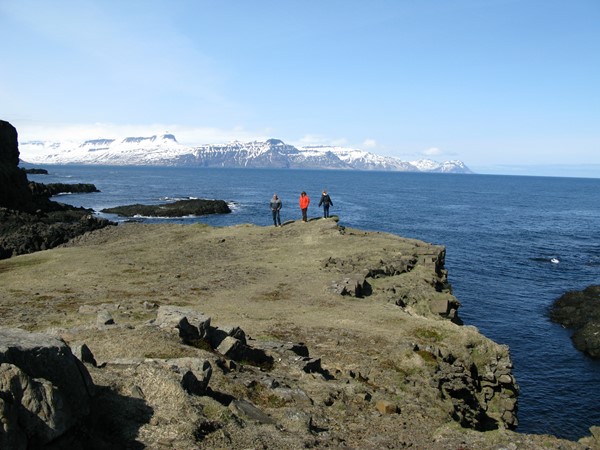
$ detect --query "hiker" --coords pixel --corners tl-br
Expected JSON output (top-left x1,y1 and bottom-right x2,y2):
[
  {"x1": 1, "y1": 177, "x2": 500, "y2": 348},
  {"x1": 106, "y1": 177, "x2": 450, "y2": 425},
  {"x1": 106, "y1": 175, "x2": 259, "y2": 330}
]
[
  {"x1": 299, "y1": 191, "x2": 310, "y2": 222},
  {"x1": 318, "y1": 190, "x2": 333, "y2": 218},
  {"x1": 270, "y1": 194, "x2": 282, "y2": 226}
]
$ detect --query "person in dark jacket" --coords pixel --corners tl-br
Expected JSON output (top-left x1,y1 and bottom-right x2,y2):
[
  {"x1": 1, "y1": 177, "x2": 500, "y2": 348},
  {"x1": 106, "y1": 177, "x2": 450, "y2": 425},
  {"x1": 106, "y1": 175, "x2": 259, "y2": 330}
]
[
  {"x1": 270, "y1": 194, "x2": 282, "y2": 226},
  {"x1": 318, "y1": 190, "x2": 333, "y2": 218}
]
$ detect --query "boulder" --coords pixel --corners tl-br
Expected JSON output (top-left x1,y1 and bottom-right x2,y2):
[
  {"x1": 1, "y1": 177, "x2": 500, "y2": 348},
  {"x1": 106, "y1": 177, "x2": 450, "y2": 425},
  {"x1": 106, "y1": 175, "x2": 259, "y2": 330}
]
[
  {"x1": 0, "y1": 328, "x2": 94, "y2": 447},
  {"x1": 216, "y1": 337, "x2": 273, "y2": 368},
  {"x1": 331, "y1": 275, "x2": 371, "y2": 297},
  {"x1": 155, "y1": 305, "x2": 211, "y2": 344},
  {"x1": 229, "y1": 399, "x2": 276, "y2": 425},
  {"x1": 208, "y1": 325, "x2": 247, "y2": 348},
  {"x1": 375, "y1": 399, "x2": 399, "y2": 414},
  {"x1": 71, "y1": 343, "x2": 98, "y2": 367},
  {"x1": 165, "y1": 357, "x2": 213, "y2": 396}
]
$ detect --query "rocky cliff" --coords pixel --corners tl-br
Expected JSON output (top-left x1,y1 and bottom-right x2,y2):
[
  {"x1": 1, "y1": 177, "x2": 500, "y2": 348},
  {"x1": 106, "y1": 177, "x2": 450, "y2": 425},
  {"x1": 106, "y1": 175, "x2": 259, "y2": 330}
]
[
  {"x1": 0, "y1": 121, "x2": 36, "y2": 212},
  {"x1": 0, "y1": 120, "x2": 114, "y2": 259}
]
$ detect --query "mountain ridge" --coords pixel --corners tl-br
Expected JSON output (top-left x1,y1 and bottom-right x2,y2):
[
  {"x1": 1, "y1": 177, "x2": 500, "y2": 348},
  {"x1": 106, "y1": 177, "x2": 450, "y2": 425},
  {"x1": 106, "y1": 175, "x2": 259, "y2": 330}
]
[{"x1": 19, "y1": 134, "x2": 473, "y2": 173}]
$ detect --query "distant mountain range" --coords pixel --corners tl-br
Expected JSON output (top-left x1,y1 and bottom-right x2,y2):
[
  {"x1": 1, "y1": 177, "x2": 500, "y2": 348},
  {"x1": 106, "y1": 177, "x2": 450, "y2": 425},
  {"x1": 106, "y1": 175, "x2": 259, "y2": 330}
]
[{"x1": 19, "y1": 134, "x2": 473, "y2": 173}]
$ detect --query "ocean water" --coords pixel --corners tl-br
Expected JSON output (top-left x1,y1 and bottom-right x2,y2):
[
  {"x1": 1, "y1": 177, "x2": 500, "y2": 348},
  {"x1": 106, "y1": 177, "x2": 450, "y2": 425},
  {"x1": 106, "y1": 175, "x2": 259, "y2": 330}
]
[{"x1": 27, "y1": 165, "x2": 600, "y2": 440}]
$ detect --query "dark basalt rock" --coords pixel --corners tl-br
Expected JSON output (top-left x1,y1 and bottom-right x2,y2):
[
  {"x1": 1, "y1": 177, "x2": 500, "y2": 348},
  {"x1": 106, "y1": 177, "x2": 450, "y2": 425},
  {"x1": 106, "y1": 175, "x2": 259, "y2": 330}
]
[
  {"x1": 29, "y1": 181, "x2": 100, "y2": 197},
  {"x1": 22, "y1": 167, "x2": 49, "y2": 174},
  {"x1": 0, "y1": 119, "x2": 115, "y2": 259},
  {"x1": 0, "y1": 121, "x2": 36, "y2": 212},
  {"x1": 101, "y1": 199, "x2": 231, "y2": 217},
  {"x1": 548, "y1": 285, "x2": 600, "y2": 358},
  {"x1": 0, "y1": 207, "x2": 114, "y2": 259}
]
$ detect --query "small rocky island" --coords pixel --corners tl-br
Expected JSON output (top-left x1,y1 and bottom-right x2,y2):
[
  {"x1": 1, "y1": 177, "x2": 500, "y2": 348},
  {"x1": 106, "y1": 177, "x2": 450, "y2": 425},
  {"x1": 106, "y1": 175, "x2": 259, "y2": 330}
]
[
  {"x1": 549, "y1": 285, "x2": 600, "y2": 359},
  {"x1": 102, "y1": 199, "x2": 231, "y2": 218}
]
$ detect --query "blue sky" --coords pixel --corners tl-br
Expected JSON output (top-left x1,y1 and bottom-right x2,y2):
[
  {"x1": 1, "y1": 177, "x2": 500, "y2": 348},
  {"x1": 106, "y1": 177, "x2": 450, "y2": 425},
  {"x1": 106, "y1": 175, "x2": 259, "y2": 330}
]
[{"x1": 1, "y1": 0, "x2": 599, "y2": 176}]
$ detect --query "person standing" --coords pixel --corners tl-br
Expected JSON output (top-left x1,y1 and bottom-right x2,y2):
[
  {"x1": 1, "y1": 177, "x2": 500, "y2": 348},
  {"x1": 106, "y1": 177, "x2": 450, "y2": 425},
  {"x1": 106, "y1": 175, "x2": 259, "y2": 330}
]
[
  {"x1": 270, "y1": 194, "x2": 282, "y2": 226},
  {"x1": 299, "y1": 191, "x2": 310, "y2": 222},
  {"x1": 318, "y1": 190, "x2": 333, "y2": 218}
]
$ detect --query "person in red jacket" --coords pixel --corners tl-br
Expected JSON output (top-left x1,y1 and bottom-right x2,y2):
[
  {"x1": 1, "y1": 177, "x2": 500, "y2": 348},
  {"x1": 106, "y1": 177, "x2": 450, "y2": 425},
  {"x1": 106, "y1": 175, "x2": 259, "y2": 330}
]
[{"x1": 299, "y1": 191, "x2": 310, "y2": 222}]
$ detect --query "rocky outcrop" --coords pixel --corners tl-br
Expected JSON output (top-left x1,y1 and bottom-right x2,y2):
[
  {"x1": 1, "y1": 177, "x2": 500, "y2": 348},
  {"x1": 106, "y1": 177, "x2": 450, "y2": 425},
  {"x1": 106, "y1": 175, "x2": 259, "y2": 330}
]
[
  {"x1": 155, "y1": 305, "x2": 273, "y2": 369},
  {"x1": 0, "y1": 207, "x2": 114, "y2": 259},
  {"x1": 101, "y1": 199, "x2": 231, "y2": 217},
  {"x1": 415, "y1": 341, "x2": 519, "y2": 430},
  {"x1": 0, "y1": 328, "x2": 93, "y2": 448},
  {"x1": 323, "y1": 243, "x2": 461, "y2": 323},
  {"x1": 0, "y1": 121, "x2": 36, "y2": 212},
  {"x1": 0, "y1": 120, "x2": 114, "y2": 259},
  {"x1": 153, "y1": 305, "x2": 515, "y2": 432},
  {"x1": 549, "y1": 285, "x2": 600, "y2": 358}
]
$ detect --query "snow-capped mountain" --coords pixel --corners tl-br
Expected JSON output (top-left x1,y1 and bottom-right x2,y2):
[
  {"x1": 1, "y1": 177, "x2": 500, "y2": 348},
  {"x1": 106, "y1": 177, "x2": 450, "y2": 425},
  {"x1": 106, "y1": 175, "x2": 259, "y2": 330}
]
[
  {"x1": 298, "y1": 145, "x2": 416, "y2": 171},
  {"x1": 19, "y1": 135, "x2": 473, "y2": 173},
  {"x1": 21, "y1": 134, "x2": 192, "y2": 166},
  {"x1": 410, "y1": 158, "x2": 472, "y2": 173}
]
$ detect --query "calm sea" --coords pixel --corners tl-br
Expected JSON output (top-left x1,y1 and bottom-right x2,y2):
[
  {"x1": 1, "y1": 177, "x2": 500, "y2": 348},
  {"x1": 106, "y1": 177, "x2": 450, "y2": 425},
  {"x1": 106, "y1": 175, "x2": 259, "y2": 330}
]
[{"x1": 27, "y1": 165, "x2": 600, "y2": 440}]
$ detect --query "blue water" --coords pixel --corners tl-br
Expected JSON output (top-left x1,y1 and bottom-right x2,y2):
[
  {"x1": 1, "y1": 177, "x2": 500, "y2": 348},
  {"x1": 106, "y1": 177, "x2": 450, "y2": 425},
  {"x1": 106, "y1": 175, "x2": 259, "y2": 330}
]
[{"x1": 27, "y1": 165, "x2": 600, "y2": 440}]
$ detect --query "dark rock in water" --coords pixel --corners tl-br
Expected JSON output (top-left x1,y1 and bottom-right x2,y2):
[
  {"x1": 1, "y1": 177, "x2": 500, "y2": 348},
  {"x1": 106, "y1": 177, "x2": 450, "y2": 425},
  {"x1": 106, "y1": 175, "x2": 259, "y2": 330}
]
[
  {"x1": 102, "y1": 199, "x2": 231, "y2": 217},
  {"x1": 549, "y1": 285, "x2": 600, "y2": 359},
  {"x1": 0, "y1": 119, "x2": 115, "y2": 259},
  {"x1": 29, "y1": 182, "x2": 100, "y2": 197},
  {"x1": 22, "y1": 167, "x2": 48, "y2": 174}
]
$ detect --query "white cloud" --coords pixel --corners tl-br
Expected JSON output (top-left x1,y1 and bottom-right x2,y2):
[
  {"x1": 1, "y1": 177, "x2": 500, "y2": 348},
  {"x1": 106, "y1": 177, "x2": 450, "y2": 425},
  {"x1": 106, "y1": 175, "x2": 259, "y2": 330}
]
[
  {"x1": 12, "y1": 121, "x2": 272, "y2": 146},
  {"x1": 363, "y1": 139, "x2": 377, "y2": 148},
  {"x1": 422, "y1": 147, "x2": 442, "y2": 156},
  {"x1": 295, "y1": 134, "x2": 348, "y2": 147}
]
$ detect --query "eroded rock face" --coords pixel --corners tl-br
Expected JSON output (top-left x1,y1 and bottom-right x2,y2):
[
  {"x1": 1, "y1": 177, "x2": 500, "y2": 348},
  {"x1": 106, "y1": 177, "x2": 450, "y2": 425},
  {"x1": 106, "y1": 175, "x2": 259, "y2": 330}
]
[
  {"x1": 0, "y1": 328, "x2": 94, "y2": 448},
  {"x1": 418, "y1": 343, "x2": 519, "y2": 430},
  {"x1": 323, "y1": 245, "x2": 460, "y2": 323}
]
